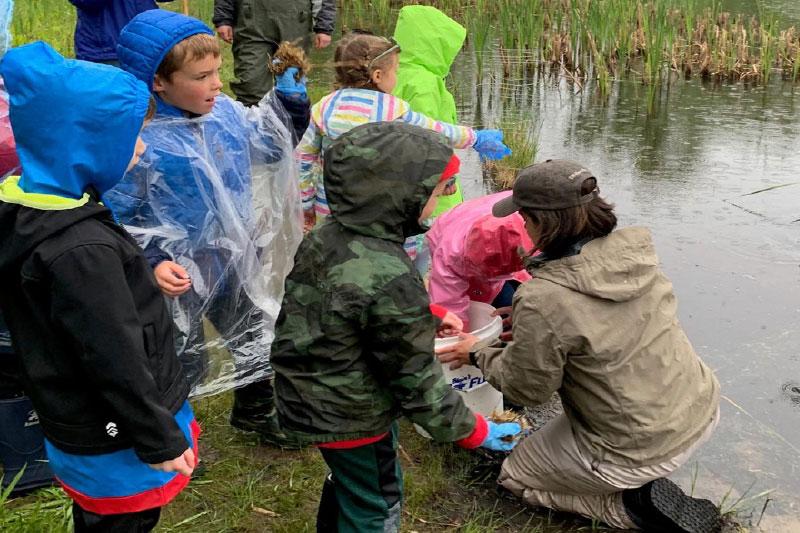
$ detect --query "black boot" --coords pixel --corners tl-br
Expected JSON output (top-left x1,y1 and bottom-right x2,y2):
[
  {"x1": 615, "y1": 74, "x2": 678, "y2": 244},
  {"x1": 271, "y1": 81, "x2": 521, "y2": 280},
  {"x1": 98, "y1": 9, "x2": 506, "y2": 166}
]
[
  {"x1": 622, "y1": 478, "x2": 721, "y2": 533},
  {"x1": 230, "y1": 379, "x2": 304, "y2": 449}
]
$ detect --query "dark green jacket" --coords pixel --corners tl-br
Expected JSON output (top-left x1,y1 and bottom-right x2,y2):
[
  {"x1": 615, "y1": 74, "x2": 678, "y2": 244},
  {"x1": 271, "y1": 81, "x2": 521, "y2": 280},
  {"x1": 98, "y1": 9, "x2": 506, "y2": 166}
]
[{"x1": 271, "y1": 122, "x2": 476, "y2": 444}]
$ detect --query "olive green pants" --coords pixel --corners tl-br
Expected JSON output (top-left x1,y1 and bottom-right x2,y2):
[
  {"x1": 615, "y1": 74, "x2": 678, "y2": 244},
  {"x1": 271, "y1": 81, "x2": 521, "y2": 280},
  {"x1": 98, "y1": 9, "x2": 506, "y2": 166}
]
[{"x1": 231, "y1": 0, "x2": 312, "y2": 105}]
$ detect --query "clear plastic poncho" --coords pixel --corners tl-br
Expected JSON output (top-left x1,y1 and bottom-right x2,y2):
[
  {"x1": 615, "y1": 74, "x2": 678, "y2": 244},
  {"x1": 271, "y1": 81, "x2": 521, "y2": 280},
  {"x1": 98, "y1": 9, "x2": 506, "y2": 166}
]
[{"x1": 105, "y1": 92, "x2": 303, "y2": 397}]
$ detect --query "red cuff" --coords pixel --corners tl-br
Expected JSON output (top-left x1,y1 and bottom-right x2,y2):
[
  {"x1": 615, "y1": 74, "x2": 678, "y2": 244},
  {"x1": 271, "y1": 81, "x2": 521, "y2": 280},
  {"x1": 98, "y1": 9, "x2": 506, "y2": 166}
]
[
  {"x1": 456, "y1": 413, "x2": 488, "y2": 449},
  {"x1": 429, "y1": 303, "x2": 448, "y2": 319}
]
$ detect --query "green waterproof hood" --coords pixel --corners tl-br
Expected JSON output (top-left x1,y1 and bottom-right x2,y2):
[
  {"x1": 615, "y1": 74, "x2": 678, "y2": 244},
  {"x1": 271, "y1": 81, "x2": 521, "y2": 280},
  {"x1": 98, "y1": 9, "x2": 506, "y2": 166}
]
[
  {"x1": 394, "y1": 5, "x2": 466, "y2": 78},
  {"x1": 323, "y1": 122, "x2": 453, "y2": 243}
]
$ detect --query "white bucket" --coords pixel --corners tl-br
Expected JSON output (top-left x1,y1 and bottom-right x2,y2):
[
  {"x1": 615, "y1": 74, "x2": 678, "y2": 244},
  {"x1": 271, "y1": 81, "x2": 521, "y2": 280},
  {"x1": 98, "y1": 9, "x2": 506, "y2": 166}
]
[{"x1": 416, "y1": 301, "x2": 504, "y2": 438}]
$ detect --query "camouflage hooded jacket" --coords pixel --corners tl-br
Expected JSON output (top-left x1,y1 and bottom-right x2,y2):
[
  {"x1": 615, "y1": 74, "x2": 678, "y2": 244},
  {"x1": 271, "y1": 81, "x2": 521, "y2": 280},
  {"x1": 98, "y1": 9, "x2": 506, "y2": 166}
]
[{"x1": 271, "y1": 122, "x2": 476, "y2": 444}]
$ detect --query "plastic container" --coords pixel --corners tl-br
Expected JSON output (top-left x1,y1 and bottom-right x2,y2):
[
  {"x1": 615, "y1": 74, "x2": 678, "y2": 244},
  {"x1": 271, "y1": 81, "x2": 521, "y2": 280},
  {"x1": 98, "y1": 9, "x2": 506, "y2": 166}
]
[{"x1": 416, "y1": 302, "x2": 504, "y2": 438}]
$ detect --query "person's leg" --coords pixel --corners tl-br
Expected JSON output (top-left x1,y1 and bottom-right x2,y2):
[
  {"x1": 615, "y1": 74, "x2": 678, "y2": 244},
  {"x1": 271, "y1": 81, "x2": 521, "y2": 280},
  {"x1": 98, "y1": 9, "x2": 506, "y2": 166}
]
[
  {"x1": 498, "y1": 415, "x2": 637, "y2": 529},
  {"x1": 231, "y1": 37, "x2": 277, "y2": 105},
  {"x1": 230, "y1": 0, "x2": 280, "y2": 105},
  {"x1": 318, "y1": 425, "x2": 403, "y2": 533},
  {"x1": 72, "y1": 503, "x2": 161, "y2": 533},
  {"x1": 490, "y1": 279, "x2": 521, "y2": 309}
]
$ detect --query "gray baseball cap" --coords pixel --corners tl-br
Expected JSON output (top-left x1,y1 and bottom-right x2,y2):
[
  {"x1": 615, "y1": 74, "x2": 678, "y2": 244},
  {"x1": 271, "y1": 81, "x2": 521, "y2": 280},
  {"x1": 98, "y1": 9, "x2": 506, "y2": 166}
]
[{"x1": 492, "y1": 159, "x2": 599, "y2": 217}]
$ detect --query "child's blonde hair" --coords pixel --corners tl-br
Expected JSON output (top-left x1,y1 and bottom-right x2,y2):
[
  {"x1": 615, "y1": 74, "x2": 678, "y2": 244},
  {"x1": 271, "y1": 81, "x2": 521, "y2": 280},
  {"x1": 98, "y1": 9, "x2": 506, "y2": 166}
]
[
  {"x1": 156, "y1": 33, "x2": 220, "y2": 81},
  {"x1": 333, "y1": 32, "x2": 400, "y2": 90}
]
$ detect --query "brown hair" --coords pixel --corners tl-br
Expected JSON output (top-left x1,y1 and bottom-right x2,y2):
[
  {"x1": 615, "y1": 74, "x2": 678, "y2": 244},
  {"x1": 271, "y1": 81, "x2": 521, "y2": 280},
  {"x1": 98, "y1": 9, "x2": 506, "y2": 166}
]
[
  {"x1": 521, "y1": 178, "x2": 617, "y2": 257},
  {"x1": 156, "y1": 33, "x2": 220, "y2": 81},
  {"x1": 333, "y1": 32, "x2": 399, "y2": 90},
  {"x1": 144, "y1": 96, "x2": 157, "y2": 122}
]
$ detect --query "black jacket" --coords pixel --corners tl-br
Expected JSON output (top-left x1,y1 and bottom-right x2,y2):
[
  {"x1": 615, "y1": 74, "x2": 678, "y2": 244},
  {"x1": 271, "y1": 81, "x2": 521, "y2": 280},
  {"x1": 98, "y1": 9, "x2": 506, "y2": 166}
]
[{"x1": 0, "y1": 194, "x2": 190, "y2": 463}]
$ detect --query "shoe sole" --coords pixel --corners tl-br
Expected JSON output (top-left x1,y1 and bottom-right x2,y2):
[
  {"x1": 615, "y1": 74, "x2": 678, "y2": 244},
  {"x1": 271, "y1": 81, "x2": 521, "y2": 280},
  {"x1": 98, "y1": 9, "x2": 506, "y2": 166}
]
[{"x1": 650, "y1": 478, "x2": 721, "y2": 533}]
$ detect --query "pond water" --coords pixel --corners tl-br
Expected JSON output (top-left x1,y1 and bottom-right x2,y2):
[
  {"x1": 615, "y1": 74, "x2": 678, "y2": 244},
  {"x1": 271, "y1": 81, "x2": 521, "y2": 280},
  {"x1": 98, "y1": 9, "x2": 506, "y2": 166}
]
[
  {"x1": 315, "y1": 1, "x2": 800, "y2": 527},
  {"x1": 444, "y1": 45, "x2": 800, "y2": 530}
]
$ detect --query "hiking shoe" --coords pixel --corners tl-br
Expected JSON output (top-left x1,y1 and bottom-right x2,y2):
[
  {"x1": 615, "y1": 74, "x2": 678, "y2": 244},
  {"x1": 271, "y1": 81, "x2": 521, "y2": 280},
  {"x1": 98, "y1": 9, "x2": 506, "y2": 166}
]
[
  {"x1": 229, "y1": 409, "x2": 306, "y2": 450},
  {"x1": 623, "y1": 478, "x2": 721, "y2": 533}
]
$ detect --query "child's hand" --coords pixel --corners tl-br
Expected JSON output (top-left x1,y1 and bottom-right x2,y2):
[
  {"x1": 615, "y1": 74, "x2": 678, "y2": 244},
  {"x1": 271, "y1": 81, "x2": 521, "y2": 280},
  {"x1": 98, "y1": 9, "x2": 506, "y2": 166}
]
[
  {"x1": 154, "y1": 261, "x2": 192, "y2": 297},
  {"x1": 436, "y1": 333, "x2": 480, "y2": 369},
  {"x1": 473, "y1": 129, "x2": 512, "y2": 161},
  {"x1": 275, "y1": 67, "x2": 308, "y2": 99},
  {"x1": 216, "y1": 25, "x2": 233, "y2": 44},
  {"x1": 303, "y1": 209, "x2": 316, "y2": 234},
  {"x1": 149, "y1": 447, "x2": 196, "y2": 477},
  {"x1": 437, "y1": 311, "x2": 463, "y2": 337}
]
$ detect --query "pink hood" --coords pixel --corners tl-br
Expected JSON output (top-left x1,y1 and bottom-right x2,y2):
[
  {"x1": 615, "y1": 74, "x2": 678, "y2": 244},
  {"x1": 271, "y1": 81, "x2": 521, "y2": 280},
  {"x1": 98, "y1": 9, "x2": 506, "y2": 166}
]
[{"x1": 426, "y1": 191, "x2": 534, "y2": 326}]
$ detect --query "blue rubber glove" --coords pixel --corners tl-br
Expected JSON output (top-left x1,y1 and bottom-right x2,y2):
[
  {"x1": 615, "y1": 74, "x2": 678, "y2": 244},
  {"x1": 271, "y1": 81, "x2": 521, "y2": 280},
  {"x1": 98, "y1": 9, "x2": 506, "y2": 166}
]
[
  {"x1": 473, "y1": 129, "x2": 512, "y2": 161},
  {"x1": 481, "y1": 420, "x2": 522, "y2": 451},
  {"x1": 275, "y1": 66, "x2": 307, "y2": 99}
]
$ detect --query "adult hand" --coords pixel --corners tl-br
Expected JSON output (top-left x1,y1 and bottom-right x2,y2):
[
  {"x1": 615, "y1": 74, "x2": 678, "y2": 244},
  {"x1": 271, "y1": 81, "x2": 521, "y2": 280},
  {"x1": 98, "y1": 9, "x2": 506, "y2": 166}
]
[
  {"x1": 436, "y1": 333, "x2": 479, "y2": 370},
  {"x1": 314, "y1": 33, "x2": 332, "y2": 49},
  {"x1": 216, "y1": 25, "x2": 233, "y2": 44},
  {"x1": 149, "y1": 447, "x2": 196, "y2": 477},
  {"x1": 492, "y1": 306, "x2": 513, "y2": 341},
  {"x1": 481, "y1": 420, "x2": 522, "y2": 451},
  {"x1": 437, "y1": 310, "x2": 463, "y2": 338},
  {"x1": 153, "y1": 261, "x2": 192, "y2": 297}
]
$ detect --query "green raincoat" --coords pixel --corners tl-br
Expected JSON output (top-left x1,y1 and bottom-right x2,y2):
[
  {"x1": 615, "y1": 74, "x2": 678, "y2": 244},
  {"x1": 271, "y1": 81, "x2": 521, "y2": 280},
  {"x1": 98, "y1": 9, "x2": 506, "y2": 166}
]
[
  {"x1": 271, "y1": 122, "x2": 476, "y2": 444},
  {"x1": 393, "y1": 5, "x2": 466, "y2": 216}
]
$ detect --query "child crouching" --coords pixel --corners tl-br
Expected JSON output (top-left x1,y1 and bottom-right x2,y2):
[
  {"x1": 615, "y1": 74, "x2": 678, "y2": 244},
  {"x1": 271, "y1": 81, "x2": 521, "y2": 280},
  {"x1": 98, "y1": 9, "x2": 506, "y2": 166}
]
[{"x1": 271, "y1": 122, "x2": 520, "y2": 532}]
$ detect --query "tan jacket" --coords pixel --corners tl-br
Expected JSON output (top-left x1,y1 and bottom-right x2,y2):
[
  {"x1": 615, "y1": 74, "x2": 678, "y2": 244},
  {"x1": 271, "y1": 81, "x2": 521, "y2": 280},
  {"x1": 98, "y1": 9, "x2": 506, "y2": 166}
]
[{"x1": 477, "y1": 227, "x2": 720, "y2": 467}]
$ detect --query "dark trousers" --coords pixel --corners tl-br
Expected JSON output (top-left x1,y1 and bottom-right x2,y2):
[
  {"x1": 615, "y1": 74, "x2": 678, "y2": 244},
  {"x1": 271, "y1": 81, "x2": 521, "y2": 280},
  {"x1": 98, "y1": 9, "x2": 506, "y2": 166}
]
[
  {"x1": 231, "y1": 0, "x2": 312, "y2": 105},
  {"x1": 73, "y1": 503, "x2": 160, "y2": 533},
  {"x1": 491, "y1": 279, "x2": 521, "y2": 309},
  {"x1": 316, "y1": 424, "x2": 403, "y2": 533}
]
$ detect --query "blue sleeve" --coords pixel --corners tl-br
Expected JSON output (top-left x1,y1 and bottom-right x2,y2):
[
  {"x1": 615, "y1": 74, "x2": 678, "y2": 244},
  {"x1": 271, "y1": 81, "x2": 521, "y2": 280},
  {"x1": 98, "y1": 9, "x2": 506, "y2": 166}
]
[
  {"x1": 273, "y1": 92, "x2": 311, "y2": 147},
  {"x1": 104, "y1": 164, "x2": 172, "y2": 268}
]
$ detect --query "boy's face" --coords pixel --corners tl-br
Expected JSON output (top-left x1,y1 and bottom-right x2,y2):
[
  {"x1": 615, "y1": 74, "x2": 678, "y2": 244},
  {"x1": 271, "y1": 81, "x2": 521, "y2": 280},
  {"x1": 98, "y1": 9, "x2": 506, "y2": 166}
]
[
  {"x1": 153, "y1": 54, "x2": 223, "y2": 115},
  {"x1": 419, "y1": 180, "x2": 448, "y2": 223},
  {"x1": 371, "y1": 53, "x2": 399, "y2": 94}
]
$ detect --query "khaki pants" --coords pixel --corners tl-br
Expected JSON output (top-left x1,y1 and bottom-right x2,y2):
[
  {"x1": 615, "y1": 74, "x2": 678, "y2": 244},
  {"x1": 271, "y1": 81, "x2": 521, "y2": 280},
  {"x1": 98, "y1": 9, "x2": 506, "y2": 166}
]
[{"x1": 498, "y1": 409, "x2": 720, "y2": 529}]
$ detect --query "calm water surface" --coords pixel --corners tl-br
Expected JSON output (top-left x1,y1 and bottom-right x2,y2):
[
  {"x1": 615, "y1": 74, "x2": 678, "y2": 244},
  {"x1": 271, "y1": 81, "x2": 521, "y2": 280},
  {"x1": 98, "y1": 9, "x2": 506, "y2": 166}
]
[{"x1": 447, "y1": 49, "x2": 800, "y2": 528}]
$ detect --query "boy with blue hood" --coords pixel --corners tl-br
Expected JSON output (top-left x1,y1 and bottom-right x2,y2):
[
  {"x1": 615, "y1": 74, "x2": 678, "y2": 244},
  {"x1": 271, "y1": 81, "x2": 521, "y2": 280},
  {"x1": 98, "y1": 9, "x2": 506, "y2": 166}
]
[
  {"x1": 105, "y1": 10, "x2": 307, "y2": 445},
  {"x1": 0, "y1": 42, "x2": 196, "y2": 531}
]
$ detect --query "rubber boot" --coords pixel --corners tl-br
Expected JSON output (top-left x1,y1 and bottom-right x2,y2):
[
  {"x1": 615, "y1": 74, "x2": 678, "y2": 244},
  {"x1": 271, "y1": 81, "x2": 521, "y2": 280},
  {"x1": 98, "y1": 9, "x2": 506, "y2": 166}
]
[
  {"x1": 230, "y1": 379, "x2": 304, "y2": 449},
  {"x1": 0, "y1": 396, "x2": 54, "y2": 495},
  {"x1": 622, "y1": 478, "x2": 721, "y2": 533},
  {"x1": 316, "y1": 473, "x2": 338, "y2": 533}
]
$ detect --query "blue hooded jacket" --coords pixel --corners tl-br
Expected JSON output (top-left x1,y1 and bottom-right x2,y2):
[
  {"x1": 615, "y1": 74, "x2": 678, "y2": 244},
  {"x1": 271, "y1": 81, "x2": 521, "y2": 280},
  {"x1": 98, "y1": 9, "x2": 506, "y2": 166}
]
[
  {"x1": 69, "y1": 0, "x2": 171, "y2": 62},
  {"x1": 0, "y1": 42, "x2": 197, "y2": 512},
  {"x1": 2, "y1": 41, "x2": 150, "y2": 198},
  {"x1": 105, "y1": 11, "x2": 305, "y2": 396}
]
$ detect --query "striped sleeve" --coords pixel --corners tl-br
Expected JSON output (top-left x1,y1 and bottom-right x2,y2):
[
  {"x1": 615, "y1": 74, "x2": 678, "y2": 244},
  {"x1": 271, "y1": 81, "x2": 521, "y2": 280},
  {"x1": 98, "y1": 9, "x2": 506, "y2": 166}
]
[
  {"x1": 395, "y1": 101, "x2": 476, "y2": 149},
  {"x1": 296, "y1": 116, "x2": 323, "y2": 212}
]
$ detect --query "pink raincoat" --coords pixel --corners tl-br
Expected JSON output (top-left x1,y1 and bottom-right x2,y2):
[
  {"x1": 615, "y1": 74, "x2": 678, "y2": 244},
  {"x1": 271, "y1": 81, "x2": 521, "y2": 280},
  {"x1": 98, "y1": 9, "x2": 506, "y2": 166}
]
[
  {"x1": 0, "y1": 82, "x2": 20, "y2": 177},
  {"x1": 427, "y1": 191, "x2": 534, "y2": 328}
]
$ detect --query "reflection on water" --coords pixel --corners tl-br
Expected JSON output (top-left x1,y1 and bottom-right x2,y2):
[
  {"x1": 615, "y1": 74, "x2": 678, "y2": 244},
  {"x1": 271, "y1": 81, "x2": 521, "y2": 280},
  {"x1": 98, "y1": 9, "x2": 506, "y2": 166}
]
[
  {"x1": 448, "y1": 44, "x2": 800, "y2": 526},
  {"x1": 309, "y1": 3, "x2": 800, "y2": 525}
]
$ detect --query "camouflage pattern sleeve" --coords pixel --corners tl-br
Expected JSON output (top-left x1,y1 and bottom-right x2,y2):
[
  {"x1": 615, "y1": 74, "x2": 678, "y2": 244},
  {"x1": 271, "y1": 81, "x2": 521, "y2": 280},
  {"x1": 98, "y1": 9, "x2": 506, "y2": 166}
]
[{"x1": 366, "y1": 278, "x2": 476, "y2": 442}]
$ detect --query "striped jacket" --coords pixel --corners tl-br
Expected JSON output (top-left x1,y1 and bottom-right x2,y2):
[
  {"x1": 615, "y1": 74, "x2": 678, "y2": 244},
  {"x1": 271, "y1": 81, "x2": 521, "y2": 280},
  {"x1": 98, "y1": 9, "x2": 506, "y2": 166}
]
[{"x1": 296, "y1": 88, "x2": 476, "y2": 218}]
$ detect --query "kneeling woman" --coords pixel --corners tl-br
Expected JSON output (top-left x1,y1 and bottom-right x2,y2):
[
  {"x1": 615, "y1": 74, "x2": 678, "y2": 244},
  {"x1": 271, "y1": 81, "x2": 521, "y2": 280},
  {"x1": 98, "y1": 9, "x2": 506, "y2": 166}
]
[{"x1": 437, "y1": 160, "x2": 721, "y2": 532}]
